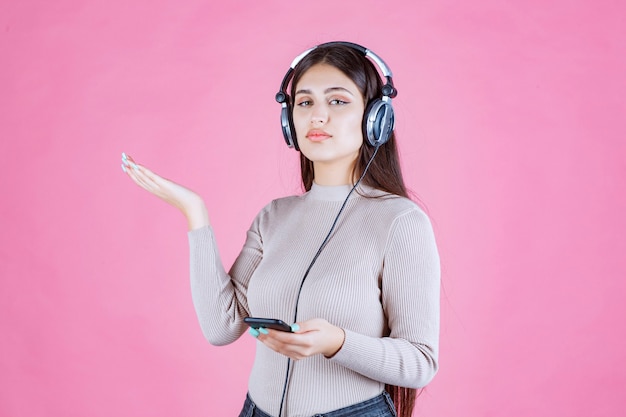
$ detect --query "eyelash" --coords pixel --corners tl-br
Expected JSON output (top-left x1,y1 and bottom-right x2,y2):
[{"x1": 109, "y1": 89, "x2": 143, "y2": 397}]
[{"x1": 296, "y1": 99, "x2": 349, "y2": 107}]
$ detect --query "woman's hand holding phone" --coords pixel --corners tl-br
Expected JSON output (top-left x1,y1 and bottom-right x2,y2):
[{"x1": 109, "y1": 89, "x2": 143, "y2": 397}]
[{"x1": 247, "y1": 317, "x2": 345, "y2": 360}]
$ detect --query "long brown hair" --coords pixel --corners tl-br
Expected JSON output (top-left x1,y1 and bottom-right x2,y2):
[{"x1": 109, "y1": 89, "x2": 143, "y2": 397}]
[{"x1": 290, "y1": 43, "x2": 417, "y2": 417}]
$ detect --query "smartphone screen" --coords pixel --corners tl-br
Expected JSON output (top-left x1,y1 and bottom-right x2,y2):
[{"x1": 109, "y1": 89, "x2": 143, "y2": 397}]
[{"x1": 244, "y1": 317, "x2": 293, "y2": 332}]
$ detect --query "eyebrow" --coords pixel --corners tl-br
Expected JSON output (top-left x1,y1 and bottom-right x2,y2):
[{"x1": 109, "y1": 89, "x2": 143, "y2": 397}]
[{"x1": 294, "y1": 87, "x2": 356, "y2": 96}]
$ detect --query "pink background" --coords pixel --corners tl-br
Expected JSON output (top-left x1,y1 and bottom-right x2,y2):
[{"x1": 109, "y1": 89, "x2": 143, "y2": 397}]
[{"x1": 1, "y1": 0, "x2": 625, "y2": 416}]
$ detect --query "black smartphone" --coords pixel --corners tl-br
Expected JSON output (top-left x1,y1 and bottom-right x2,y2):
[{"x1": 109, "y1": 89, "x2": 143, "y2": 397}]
[{"x1": 244, "y1": 317, "x2": 293, "y2": 332}]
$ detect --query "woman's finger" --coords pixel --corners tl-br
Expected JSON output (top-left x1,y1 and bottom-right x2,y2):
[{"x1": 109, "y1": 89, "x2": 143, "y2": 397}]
[
  {"x1": 257, "y1": 330, "x2": 315, "y2": 360},
  {"x1": 122, "y1": 155, "x2": 166, "y2": 194},
  {"x1": 127, "y1": 169, "x2": 154, "y2": 193}
]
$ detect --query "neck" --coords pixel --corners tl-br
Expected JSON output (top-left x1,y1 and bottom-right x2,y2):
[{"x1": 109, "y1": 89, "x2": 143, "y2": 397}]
[{"x1": 312, "y1": 160, "x2": 357, "y2": 186}]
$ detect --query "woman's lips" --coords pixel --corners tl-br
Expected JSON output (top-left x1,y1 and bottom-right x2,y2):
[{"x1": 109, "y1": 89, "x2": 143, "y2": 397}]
[{"x1": 306, "y1": 130, "x2": 331, "y2": 142}]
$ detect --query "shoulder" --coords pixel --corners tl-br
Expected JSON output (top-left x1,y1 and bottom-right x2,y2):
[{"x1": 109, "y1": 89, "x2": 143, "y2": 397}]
[
  {"x1": 249, "y1": 193, "x2": 305, "y2": 228},
  {"x1": 259, "y1": 193, "x2": 305, "y2": 215},
  {"x1": 357, "y1": 190, "x2": 429, "y2": 224},
  {"x1": 347, "y1": 191, "x2": 435, "y2": 249},
  {"x1": 380, "y1": 197, "x2": 438, "y2": 254},
  {"x1": 357, "y1": 191, "x2": 436, "y2": 244}
]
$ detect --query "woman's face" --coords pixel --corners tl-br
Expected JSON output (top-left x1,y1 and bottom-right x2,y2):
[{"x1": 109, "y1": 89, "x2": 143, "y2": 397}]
[{"x1": 293, "y1": 63, "x2": 365, "y2": 178}]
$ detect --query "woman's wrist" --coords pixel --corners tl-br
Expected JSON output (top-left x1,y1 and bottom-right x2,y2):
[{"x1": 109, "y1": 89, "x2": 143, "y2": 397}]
[
  {"x1": 182, "y1": 196, "x2": 210, "y2": 230},
  {"x1": 324, "y1": 326, "x2": 346, "y2": 358}
]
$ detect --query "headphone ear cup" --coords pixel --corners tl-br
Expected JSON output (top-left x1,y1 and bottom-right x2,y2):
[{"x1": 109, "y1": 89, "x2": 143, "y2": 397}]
[
  {"x1": 363, "y1": 99, "x2": 395, "y2": 147},
  {"x1": 280, "y1": 101, "x2": 299, "y2": 150}
]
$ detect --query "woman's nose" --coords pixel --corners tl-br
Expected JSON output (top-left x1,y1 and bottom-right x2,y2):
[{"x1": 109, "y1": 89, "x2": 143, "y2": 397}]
[{"x1": 310, "y1": 104, "x2": 328, "y2": 124}]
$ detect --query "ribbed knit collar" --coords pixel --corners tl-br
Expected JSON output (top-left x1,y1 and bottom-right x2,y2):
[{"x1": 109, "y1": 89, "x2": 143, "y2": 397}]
[{"x1": 308, "y1": 182, "x2": 364, "y2": 202}]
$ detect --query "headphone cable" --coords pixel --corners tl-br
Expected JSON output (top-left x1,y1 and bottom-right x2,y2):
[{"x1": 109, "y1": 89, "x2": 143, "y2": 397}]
[{"x1": 277, "y1": 145, "x2": 381, "y2": 417}]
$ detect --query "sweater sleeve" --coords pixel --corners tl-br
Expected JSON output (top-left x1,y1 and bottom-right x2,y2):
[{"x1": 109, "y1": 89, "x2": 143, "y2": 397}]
[
  {"x1": 330, "y1": 208, "x2": 441, "y2": 388},
  {"x1": 188, "y1": 213, "x2": 264, "y2": 346}
]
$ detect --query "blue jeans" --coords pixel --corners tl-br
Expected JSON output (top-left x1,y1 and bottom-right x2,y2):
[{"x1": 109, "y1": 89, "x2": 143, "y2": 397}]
[{"x1": 238, "y1": 391, "x2": 397, "y2": 417}]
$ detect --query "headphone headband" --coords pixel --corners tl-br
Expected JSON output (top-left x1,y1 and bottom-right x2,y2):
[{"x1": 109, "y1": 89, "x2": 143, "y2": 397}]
[{"x1": 276, "y1": 41, "x2": 396, "y2": 104}]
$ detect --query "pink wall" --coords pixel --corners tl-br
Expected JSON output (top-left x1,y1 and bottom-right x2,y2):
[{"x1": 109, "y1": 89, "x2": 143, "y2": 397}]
[{"x1": 1, "y1": 0, "x2": 624, "y2": 416}]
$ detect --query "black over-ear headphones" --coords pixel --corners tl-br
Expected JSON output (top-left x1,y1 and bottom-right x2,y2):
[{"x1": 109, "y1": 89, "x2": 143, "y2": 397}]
[{"x1": 275, "y1": 41, "x2": 398, "y2": 151}]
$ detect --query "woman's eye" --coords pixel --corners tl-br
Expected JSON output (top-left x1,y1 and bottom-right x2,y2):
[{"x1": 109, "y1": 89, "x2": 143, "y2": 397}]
[
  {"x1": 329, "y1": 99, "x2": 348, "y2": 105},
  {"x1": 296, "y1": 100, "x2": 311, "y2": 107}
]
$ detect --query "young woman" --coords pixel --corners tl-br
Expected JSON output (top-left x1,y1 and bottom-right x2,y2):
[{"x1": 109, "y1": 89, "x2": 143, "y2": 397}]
[{"x1": 122, "y1": 42, "x2": 440, "y2": 417}]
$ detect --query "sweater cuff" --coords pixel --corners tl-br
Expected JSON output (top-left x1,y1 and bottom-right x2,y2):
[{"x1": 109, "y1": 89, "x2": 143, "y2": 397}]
[
  {"x1": 328, "y1": 329, "x2": 371, "y2": 367},
  {"x1": 188, "y1": 225, "x2": 212, "y2": 242}
]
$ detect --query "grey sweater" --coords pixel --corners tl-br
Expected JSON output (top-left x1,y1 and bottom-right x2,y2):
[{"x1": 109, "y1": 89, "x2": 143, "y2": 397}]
[{"x1": 188, "y1": 183, "x2": 440, "y2": 416}]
